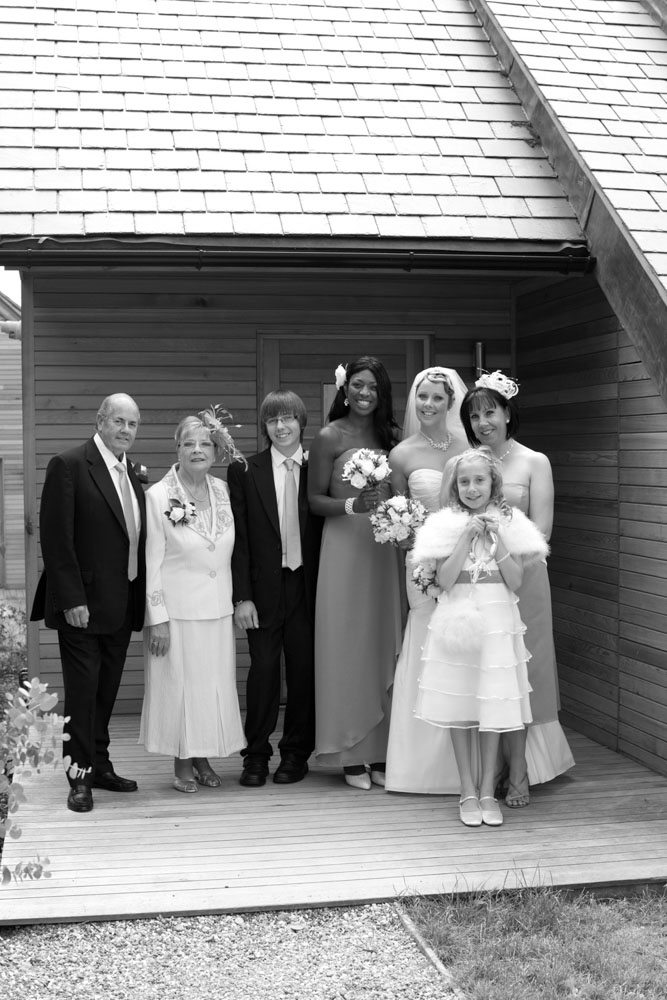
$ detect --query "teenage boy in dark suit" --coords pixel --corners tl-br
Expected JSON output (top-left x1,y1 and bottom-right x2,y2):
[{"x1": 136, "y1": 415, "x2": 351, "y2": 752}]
[{"x1": 228, "y1": 390, "x2": 322, "y2": 786}]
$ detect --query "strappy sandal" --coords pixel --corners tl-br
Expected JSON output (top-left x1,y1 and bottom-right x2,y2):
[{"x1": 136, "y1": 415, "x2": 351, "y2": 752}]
[
  {"x1": 173, "y1": 776, "x2": 198, "y2": 793},
  {"x1": 505, "y1": 773, "x2": 530, "y2": 808},
  {"x1": 193, "y1": 762, "x2": 222, "y2": 787}
]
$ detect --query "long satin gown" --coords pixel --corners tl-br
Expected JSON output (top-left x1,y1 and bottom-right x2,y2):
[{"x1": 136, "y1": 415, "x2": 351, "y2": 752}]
[
  {"x1": 386, "y1": 469, "x2": 468, "y2": 793},
  {"x1": 314, "y1": 449, "x2": 402, "y2": 767},
  {"x1": 504, "y1": 482, "x2": 575, "y2": 782}
]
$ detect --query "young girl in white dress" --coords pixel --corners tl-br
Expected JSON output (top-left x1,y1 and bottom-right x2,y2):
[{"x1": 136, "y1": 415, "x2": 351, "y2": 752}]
[{"x1": 413, "y1": 448, "x2": 548, "y2": 827}]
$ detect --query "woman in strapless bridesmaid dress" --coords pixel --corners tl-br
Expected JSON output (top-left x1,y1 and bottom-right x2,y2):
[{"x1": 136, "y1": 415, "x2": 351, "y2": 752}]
[
  {"x1": 309, "y1": 357, "x2": 402, "y2": 790},
  {"x1": 385, "y1": 367, "x2": 473, "y2": 794},
  {"x1": 451, "y1": 372, "x2": 575, "y2": 807}
]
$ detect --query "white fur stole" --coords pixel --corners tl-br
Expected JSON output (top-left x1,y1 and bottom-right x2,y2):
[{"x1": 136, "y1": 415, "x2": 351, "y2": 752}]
[{"x1": 412, "y1": 505, "x2": 549, "y2": 566}]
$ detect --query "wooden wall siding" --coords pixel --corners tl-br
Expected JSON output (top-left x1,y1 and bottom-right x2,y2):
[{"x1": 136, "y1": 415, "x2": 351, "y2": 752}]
[
  {"x1": 618, "y1": 338, "x2": 667, "y2": 775},
  {"x1": 0, "y1": 331, "x2": 24, "y2": 589},
  {"x1": 515, "y1": 276, "x2": 624, "y2": 753},
  {"x1": 27, "y1": 269, "x2": 513, "y2": 713}
]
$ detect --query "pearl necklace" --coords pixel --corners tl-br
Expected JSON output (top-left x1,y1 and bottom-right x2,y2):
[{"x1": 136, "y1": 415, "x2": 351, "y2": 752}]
[
  {"x1": 419, "y1": 430, "x2": 452, "y2": 452},
  {"x1": 178, "y1": 474, "x2": 209, "y2": 503},
  {"x1": 498, "y1": 440, "x2": 515, "y2": 462}
]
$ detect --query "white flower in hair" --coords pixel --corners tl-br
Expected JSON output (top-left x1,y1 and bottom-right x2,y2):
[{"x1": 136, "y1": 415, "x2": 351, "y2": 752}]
[
  {"x1": 334, "y1": 364, "x2": 347, "y2": 390},
  {"x1": 475, "y1": 370, "x2": 519, "y2": 400}
]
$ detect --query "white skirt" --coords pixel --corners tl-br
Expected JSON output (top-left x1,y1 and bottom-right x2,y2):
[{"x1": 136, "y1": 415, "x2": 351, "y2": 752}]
[{"x1": 140, "y1": 616, "x2": 246, "y2": 759}]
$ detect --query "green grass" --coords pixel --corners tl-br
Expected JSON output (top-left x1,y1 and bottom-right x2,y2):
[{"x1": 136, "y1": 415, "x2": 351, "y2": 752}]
[{"x1": 404, "y1": 887, "x2": 667, "y2": 999}]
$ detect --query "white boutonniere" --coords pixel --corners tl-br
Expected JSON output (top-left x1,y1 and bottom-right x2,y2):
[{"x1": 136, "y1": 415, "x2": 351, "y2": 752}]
[
  {"x1": 165, "y1": 498, "x2": 196, "y2": 525},
  {"x1": 133, "y1": 463, "x2": 149, "y2": 484},
  {"x1": 302, "y1": 450, "x2": 309, "y2": 463}
]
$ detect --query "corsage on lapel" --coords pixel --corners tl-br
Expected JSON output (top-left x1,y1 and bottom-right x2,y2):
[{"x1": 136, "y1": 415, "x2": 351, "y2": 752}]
[
  {"x1": 165, "y1": 498, "x2": 196, "y2": 526},
  {"x1": 132, "y1": 462, "x2": 149, "y2": 484}
]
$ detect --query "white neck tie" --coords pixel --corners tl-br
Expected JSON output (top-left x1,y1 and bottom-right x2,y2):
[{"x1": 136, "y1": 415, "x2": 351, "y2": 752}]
[
  {"x1": 116, "y1": 463, "x2": 138, "y2": 581},
  {"x1": 283, "y1": 458, "x2": 301, "y2": 571}
]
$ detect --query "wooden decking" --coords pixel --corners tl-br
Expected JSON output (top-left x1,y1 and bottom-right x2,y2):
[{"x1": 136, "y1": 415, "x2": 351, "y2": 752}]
[{"x1": 2, "y1": 719, "x2": 667, "y2": 926}]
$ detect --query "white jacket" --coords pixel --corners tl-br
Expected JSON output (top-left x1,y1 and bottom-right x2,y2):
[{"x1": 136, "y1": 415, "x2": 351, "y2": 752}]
[
  {"x1": 413, "y1": 504, "x2": 549, "y2": 566},
  {"x1": 145, "y1": 465, "x2": 235, "y2": 625}
]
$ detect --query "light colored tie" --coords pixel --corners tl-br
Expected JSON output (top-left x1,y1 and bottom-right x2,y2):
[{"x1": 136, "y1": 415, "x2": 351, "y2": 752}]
[
  {"x1": 283, "y1": 458, "x2": 302, "y2": 571},
  {"x1": 115, "y1": 463, "x2": 139, "y2": 581}
]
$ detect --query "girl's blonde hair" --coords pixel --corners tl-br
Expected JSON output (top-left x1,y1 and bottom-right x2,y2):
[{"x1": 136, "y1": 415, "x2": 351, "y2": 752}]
[{"x1": 448, "y1": 446, "x2": 508, "y2": 512}]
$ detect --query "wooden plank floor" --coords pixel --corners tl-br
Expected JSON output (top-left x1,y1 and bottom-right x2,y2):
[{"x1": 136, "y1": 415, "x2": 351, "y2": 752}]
[{"x1": 2, "y1": 719, "x2": 667, "y2": 925}]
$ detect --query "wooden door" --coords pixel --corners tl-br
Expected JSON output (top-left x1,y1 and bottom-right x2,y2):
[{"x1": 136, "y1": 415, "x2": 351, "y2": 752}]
[{"x1": 258, "y1": 333, "x2": 432, "y2": 449}]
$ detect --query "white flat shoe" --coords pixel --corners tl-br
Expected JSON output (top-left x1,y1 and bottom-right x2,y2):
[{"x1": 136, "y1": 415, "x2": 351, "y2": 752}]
[
  {"x1": 344, "y1": 772, "x2": 371, "y2": 790},
  {"x1": 370, "y1": 769, "x2": 385, "y2": 787},
  {"x1": 480, "y1": 796, "x2": 503, "y2": 826},
  {"x1": 459, "y1": 795, "x2": 482, "y2": 827}
]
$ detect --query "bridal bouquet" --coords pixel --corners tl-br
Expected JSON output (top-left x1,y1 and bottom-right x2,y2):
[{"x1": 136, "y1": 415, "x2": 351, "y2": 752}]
[
  {"x1": 411, "y1": 560, "x2": 440, "y2": 598},
  {"x1": 341, "y1": 449, "x2": 391, "y2": 490},
  {"x1": 370, "y1": 495, "x2": 427, "y2": 546}
]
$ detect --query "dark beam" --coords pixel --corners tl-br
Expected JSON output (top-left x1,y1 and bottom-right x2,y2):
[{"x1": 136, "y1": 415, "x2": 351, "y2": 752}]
[{"x1": 0, "y1": 243, "x2": 594, "y2": 275}]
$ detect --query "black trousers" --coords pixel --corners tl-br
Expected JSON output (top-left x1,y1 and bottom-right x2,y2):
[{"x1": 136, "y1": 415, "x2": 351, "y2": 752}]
[
  {"x1": 242, "y1": 567, "x2": 315, "y2": 762},
  {"x1": 58, "y1": 589, "x2": 135, "y2": 785}
]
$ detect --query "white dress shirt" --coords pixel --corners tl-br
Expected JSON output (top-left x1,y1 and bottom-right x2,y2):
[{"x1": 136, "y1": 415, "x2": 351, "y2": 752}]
[{"x1": 93, "y1": 431, "x2": 141, "y2": 531}]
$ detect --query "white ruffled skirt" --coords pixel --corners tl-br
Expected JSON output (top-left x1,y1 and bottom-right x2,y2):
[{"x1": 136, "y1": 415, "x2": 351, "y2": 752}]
[{"x1": 416, "y1": 581, "x2": 533, "y2": 732}]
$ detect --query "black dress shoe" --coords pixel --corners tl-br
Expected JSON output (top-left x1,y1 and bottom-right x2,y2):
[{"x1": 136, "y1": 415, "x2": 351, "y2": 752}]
[
  {"x1": 92, "y1": 770, "x2": 138, "y2": 793},
  {"x1": 239, "y1": 759, "x2": 269, "y2": 787},
  {"x1": 67, "y1": 783, "x2": 93, "y2": 813},
  {"x1": 273, "y1": 757, "x2": 309, "y2": 784}
]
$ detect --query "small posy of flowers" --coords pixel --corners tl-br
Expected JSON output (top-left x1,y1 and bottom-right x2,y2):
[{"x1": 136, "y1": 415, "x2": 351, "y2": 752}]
[
  {"x1": 165, "y1": 498, "x2": 197, "y2": 526},
  {"x1": 370, "y1": 495, "x2": 427, "y2": 546},
  {"x1": 341, "y1": 449, "x2": 391, "y2": 490},
  {"x1": 411, "y1": 560, "x2": 440, "y2": 598}
]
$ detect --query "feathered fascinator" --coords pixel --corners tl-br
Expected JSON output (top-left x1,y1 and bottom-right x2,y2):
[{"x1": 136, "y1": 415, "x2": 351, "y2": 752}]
[
  {"x1": 198, "y1": 404, "x2": 247, "y2": 467},
  {"x1": 475, "y1": 370, "x2": 519, "y2": 400}
]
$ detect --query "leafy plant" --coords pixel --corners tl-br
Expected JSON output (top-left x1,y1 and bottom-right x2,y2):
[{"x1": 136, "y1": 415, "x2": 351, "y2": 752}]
[
  {"x1": 0, "y1": 603, "x2": 28, "y2": 686},
  {"x1": 1, "y1": 671, "x2": 67, "y2": 883}
]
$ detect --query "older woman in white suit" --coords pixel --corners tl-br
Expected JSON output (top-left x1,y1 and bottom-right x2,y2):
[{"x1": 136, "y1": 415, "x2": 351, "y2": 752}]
[{"x1": 140, "y1": 407, "x2": 247, "y2": 792}]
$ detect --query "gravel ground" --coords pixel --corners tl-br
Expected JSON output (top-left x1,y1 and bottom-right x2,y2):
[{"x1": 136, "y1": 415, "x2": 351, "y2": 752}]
[{"x1": 0, "y1": 903, "x2": 460, "y2": 1000}]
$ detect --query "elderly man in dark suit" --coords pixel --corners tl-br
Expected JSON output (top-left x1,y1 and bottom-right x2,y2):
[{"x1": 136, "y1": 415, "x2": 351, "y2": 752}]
[
  {"x1": 228, "y1": 390, "x2": 322, "y2": 787},
  {"x1": 31, "y1": 393, "x2": 147, "y2": 813}
]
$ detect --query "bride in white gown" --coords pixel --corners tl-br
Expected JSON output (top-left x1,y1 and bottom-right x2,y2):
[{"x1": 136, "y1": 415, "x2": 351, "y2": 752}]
[{"x1": 385, "y1": 367, "x2": 474, "y2": 794}]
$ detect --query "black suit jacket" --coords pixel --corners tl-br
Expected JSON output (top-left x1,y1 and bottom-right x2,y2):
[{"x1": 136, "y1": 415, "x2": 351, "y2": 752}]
[
  {"x1": 31, "y1": 437, "x2": 147, "y2": 634},
  {"x1": 228, "y1": 449, "x2": 322, "y2": 626}
]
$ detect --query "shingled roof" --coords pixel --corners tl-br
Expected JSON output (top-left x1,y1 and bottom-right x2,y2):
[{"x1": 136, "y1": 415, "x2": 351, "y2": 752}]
[
  {"x1": 475, "y1": 0, "x2": 667, "y2": 396},
  {"x1": 0, "y1": 0, "x2": 582, "y2": 247}
]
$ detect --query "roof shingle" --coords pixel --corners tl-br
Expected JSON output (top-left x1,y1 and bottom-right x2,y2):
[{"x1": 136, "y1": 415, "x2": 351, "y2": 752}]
[{"x1": 0, "y1": 0, "x2": 582, "y2": 243}]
